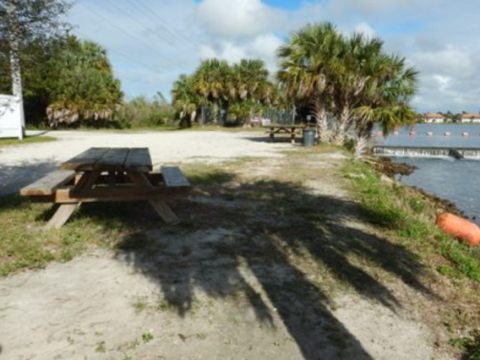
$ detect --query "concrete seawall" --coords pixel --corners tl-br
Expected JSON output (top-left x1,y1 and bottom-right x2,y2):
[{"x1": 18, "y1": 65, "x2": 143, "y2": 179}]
[{"x1": 373, "y1": 146, "x2": 480, "y2": 159}]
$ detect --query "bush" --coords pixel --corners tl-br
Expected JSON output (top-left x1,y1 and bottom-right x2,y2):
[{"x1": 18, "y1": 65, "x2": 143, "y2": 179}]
[{"x1": 114, "y1": 95, "x2": 175, "y2": 129}]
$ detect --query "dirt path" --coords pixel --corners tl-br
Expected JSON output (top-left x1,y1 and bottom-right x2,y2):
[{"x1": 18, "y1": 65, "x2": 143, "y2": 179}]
[{"x1": 0, "y1": 133, "x2": 451, "y2": 359}]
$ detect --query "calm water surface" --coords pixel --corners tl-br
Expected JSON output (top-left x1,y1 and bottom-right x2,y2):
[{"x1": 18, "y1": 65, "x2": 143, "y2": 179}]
[
  {"x1": 378, "y1": 124, "x2": 480, "y2": 220},
  {"x1": 377, "y1": 123, "x2": 480, "y2": 148}
]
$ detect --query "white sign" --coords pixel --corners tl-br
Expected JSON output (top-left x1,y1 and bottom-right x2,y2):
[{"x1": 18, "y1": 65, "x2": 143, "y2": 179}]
[{"x1": 0, "y1": 94, "x2": 23, "y2": 139}]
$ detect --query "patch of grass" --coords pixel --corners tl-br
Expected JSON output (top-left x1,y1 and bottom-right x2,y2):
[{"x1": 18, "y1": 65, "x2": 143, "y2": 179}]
[
  {"x1": 0, "y1": 135, "x2": 56, "y2": 147},
  {"x1": 141, "y1": 331, "x2": 154, "y2": 343},
  {"x1": 182, "y1": 164, "x2": 236, "y2": 186},
  {"x1": 342, "y1": 160, "x2": 480, "y2": 283},
  {"x1": 450, "y1": 330, "x2": 480, "y2": 360},
  {"x1": 95, "y1": 340, "x2": 106, "y2": 353},
  {"x1": 132, "y1": 297, "x2": 149, "y2": 314},
  {"x1": 0, "y1": 196, "x2": 146, "y2": 276},
  {"x1": 156, "y1": 299, "x2": 176, "y2": 312}
]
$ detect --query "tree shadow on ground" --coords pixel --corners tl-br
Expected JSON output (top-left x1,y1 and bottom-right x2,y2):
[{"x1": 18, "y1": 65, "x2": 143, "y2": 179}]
[
  {"x1": 0, "y1": 160, "x2": 58, "y2": 197},
  {"x1": 93, "y1": 171, "x2": 437, "y2": 360}
]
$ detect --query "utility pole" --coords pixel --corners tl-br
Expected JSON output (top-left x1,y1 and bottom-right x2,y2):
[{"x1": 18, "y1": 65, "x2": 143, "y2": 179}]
[{"x1": 6, "y1": 0, "x2": 25, "y2": 139}]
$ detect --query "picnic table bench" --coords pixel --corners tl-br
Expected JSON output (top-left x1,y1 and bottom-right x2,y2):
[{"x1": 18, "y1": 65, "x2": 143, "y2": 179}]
[
  {"x1": 262, "y1": 124, "x2": 306, "y2": 144},
  {"x1": 20, "y1": 147, "x2": 191, "y2": 229}
]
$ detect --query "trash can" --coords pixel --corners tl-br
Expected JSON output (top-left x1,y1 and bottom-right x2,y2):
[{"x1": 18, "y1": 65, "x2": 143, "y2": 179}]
[{"x1": 302, "y1": 128, "x2": 316, "y2": 147}]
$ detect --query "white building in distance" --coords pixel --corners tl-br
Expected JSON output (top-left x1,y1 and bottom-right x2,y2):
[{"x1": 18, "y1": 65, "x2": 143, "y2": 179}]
[
  {"x1": 460, "y1": 113, "x2": 480, "y2": 123},
  {"x1": 423, "y1": 112, "x2": 446, "y2": 123}
]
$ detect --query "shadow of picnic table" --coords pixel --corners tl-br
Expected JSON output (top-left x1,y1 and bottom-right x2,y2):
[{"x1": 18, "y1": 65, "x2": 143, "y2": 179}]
[{"x1": 75, "y1": 172, "x2": 435, "y2": 359}]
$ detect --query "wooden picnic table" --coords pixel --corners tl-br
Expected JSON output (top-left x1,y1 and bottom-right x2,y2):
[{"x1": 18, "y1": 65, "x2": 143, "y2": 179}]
[
  {"x1": 20, "y1": 147, "x2": 190, "y2": 229},
  {"x1": 262, "y1": 124, "x2": 306, "y2": 144}
]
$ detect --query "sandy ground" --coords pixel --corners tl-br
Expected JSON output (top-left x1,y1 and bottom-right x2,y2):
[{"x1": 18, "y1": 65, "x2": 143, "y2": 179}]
[
  {"x1": 0, "y1": 131, "x2": 450, "y2": 359},
  {"x1": 0, "y1": 130, "x2": 288, "y2": 195}
]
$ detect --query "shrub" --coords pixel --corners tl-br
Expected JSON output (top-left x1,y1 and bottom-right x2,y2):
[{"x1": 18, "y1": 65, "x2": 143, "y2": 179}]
[{"x1": 114, "y1": 94, "x2": 175, "y2": 128}]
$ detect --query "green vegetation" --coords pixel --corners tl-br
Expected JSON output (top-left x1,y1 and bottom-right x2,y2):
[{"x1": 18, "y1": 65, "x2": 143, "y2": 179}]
[
  {"x1": 141, "y1": 332, "x2": 154, "y2": 344},
  {"x1": 114, "y1": 94, "x2": 175, "y2": 129},
  {"x1": 0, "y1": 196, "x2": 134, "y2": 276},
  {"x1": 451, "y1": 330, "x2": 480, "y2": 360},
  {"x1": 95, "y1": 340, "x2": 106, "y2": 353},
  {"x1": 172, "y1": 58, "x2": 284, "y2": 127},
  {"x1": 343, "y1": 160, "x2": 480, "y2": 283},
  {"x1": 0, "y1": 135, "x2": 56, "y2": 147},
  {"x1": 45, "y1": 37, "x2": 123, "y2": 126},
  {"x1": 278, "y1": 23, "x2": 417, "y2": 154}
]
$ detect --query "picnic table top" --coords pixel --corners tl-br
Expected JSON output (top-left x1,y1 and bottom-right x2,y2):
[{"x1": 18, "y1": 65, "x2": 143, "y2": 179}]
[{"x1": 61, "y1": 147, "x2": 153, "y2": 172}]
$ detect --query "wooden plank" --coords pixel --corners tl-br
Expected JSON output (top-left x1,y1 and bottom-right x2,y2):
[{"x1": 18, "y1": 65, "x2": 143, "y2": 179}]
[
  {"x1": 124, "y1": 148, "x2": 152, "y2": 172},
  {"x1": 20, "y1": 170, "x2": 75, "y2": 196},
  {"x1": 161, "y1": 166, "x2": 191, "y2": 188},
  {"x1": 53, "y1": 186, "x2": 188, "y2": 203},
  {"x1": 94, "y1": 148, "x2": 130, "y2": 171},
  {"x1": 62, "y1": 148, "x2": 110, "y2": 171},
  {"x1": 128, "y1": 172, "x2": 180, "y2": 224},
  {"x1": 45, "y1": 204, "x2": 78, "y2": 229},
  {"x1": 148, "y1": 200, "x2": 179, "y2": 224},
  {"x1": 73, "y1": 171, "x2": 101, "y2": 191}
]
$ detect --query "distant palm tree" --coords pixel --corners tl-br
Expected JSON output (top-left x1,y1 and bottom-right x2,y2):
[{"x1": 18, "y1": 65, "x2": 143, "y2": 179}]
[
  {"x1": 171, "y1": 74, "x2": 198, "y2": 126},
  {"x1": 193, "y1": 59, "x2": 231, "y2": 123}
]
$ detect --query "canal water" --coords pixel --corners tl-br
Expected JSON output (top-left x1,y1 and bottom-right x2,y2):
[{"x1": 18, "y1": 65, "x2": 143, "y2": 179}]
[{"x1": 375, "y1": 124, "x2": 480, "y2": 221}]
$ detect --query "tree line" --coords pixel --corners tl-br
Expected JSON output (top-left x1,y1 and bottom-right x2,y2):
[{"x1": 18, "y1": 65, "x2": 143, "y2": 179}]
[
  {"x1": 172, "y1": 59, "x2": 283, "y2": 127},
  {"x1": 1, "y1": 0, "x2": 418, "y2": 154}
]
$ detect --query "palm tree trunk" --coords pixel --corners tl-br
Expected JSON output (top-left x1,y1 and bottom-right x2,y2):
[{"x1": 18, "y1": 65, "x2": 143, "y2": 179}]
[
  {"x1": 313, "y1": 98, "x2": 329, "y2": 143},
  {"x1": 354, "y1": 122, "x2": 374, "y2": 157},
  {"x1": 354, "y1": 135, "x2": 369, "y2": 158},
  {"x1": 332, "y1": 105, "x2": 350, "y2": 145},
  {"x1": 190, "y1": 109, "x2": 197, "y2": 124},
  {"x1": 6, "y1": 0, "x2": 25, "y2": 139}
]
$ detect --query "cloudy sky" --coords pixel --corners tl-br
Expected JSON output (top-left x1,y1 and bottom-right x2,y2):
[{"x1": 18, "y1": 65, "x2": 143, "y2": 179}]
[{"x1": 69, "y1": 0, "x2": 480, "y2": 112}]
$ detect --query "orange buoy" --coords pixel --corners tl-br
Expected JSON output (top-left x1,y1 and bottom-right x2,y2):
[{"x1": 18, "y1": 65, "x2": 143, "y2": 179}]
[{"x1": 436, "y1": 213, "x2": 480, "y2": 247}]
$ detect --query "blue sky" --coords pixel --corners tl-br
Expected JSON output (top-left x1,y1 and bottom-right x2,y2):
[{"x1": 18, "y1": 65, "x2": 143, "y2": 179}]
[{"x1": 69, "y1": 0, "x2": 480, "y2": 112}]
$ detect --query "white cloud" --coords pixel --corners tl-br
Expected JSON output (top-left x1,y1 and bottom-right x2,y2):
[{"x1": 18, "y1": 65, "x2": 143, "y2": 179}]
[
  {"x1": 195, "y1": 0, "x2": 282, "y2": 38},
  {"x1": 412, "y1": 45, "x2": 475, "y2": 79},
  {"x1": 68, "y1": 0, "x2": 480, "y2": 111},
  {"x1": 353, "y1": 22, "x2": 376, "y2": 39},
  {"x1": 250, "y1": 33, "x2": 283, "y2": 59}
]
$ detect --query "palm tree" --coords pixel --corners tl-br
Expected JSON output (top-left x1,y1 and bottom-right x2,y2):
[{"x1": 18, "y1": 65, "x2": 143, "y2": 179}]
[
  {"x1": 278, "y1": 23, "x2": 418, "y2": 153},
  {"x1": 233, "y1": 59, "x2": 269, "y2": 100},
  {"x1": 277, "y1": 23, "x2": 343, "y2": 142},
  {"x1": 352, "y1": 55, "x2": 417, "y2": 155},
  {"x1": 171, "y1": 74, "x2": 199, "y2": 126},
  {"x1": 329, "y1": 34, "x2": 385, "y2": 145},
  {"x1": 193, "y1": 59, "x2": 232, "y2": 123}
]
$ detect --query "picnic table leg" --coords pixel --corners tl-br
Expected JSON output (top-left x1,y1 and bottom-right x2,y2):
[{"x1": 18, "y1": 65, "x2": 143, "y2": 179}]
[
  {"x1": 45, "y1": 171, "x2": 99, "y2": 229},
  {"x1": 46, "y1": 203, "x2": 79, "y2": 229},
  {"x1": 75, "y1": 171, "x2": 101, "y2": 190},
  {"x1": 291, "y1": 128, "x2": 296, "y2": 144},
  {"x1": 269, "y1": 127, "x2": 274, "y2": 142},
  {"x1": 128, "y1": 172, "x2": 179, "y2": 224}
]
